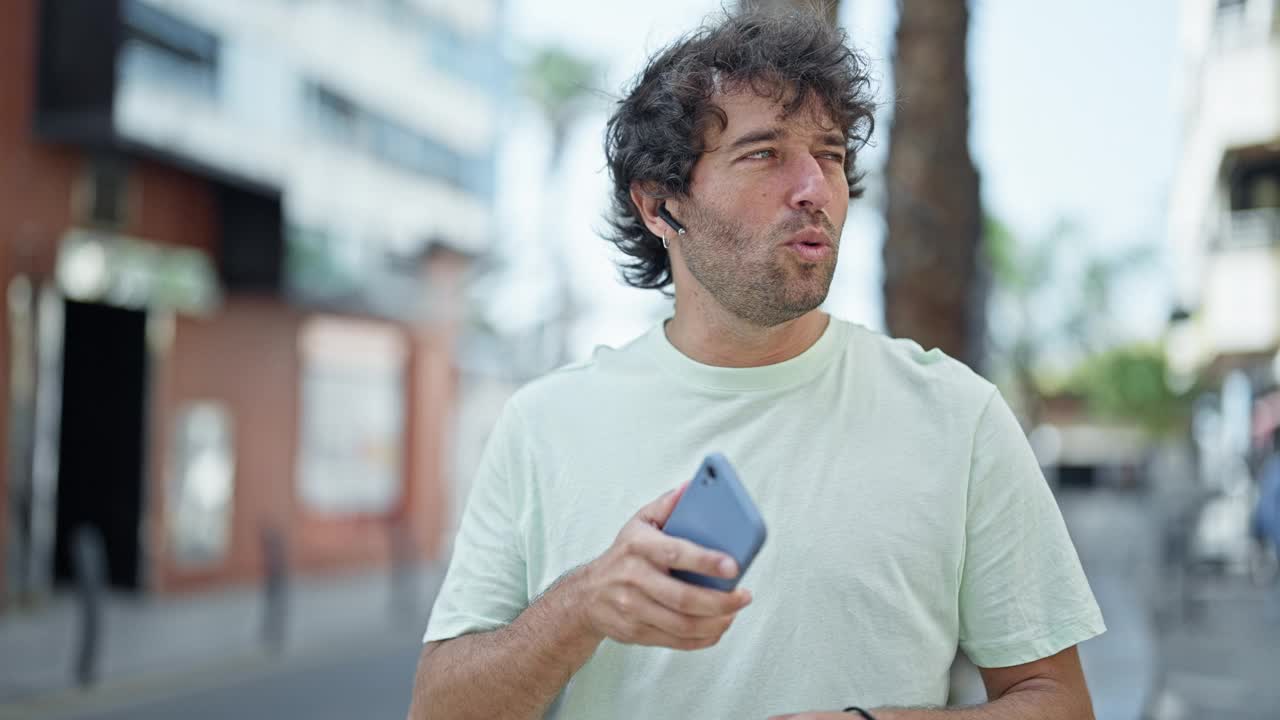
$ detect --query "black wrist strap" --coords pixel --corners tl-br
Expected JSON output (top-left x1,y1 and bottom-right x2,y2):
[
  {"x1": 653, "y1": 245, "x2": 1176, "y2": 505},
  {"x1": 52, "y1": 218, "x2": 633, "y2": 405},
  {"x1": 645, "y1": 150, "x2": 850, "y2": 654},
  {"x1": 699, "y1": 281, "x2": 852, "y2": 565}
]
[{"x1": 843, "y1": 708, "x2": 876, "y2": 720}]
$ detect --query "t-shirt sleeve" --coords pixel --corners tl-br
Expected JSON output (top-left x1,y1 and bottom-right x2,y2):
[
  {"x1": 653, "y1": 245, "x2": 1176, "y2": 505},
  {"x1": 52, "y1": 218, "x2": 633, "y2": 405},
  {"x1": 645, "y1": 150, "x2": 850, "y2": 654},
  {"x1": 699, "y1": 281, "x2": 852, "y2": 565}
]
[
  {"x1": 957, "y1": 389, "x2": 1106, "y2": 668},
  {"x1": 423, "y1": 399, "x2": 530, "y2": 643}
]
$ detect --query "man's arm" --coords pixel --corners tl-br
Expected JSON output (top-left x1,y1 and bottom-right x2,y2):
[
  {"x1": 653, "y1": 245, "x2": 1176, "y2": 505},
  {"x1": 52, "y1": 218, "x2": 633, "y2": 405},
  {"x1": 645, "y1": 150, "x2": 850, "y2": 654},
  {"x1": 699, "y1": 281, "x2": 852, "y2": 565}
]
[
  {"x1": 768, "y1": 646, "x2": 1094, "y2": 720},
  {"x1": 407, "y1": 569, "x2": 603, "y2": 720},
  {"x1": 408, "y1": 485, "x2": 751, "y2": 720}
]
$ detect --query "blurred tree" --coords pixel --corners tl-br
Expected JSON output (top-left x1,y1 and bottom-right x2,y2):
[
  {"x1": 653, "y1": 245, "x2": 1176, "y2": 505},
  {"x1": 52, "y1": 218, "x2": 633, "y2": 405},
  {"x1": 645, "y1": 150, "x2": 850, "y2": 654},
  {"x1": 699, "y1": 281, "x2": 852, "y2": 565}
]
[
  {"x1": 1064, "y1": 344, "x2": 1193, "y2": 437},
  {"x1": 460, "y1": 46, "x2": 602, "y2": 379},
  {"x1": 883, "y1": 0, "x2": 983, "y2": 370},
  {"x1": 985, "y1": 216, "x2": 1056, "y2": 426},
  {"x1": 985, "y1": 215, "x2": 1167, "y2": 428},
  {"x1": 524, "y1": 47, "x2": 601, "y2": 172},
  {"x1": 521, "y1": 46, "x2": 602, "y2": 368}
]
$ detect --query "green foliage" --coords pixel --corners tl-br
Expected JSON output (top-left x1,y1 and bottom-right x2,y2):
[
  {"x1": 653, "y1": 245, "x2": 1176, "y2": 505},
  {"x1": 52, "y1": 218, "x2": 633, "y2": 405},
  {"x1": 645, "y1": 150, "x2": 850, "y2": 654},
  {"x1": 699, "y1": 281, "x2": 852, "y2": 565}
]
[
  {"x1": 983, "y1": 215, "x2": 1063, "y2": 295},
  {"x1": 1064, "y1": 344, "x2": 1195, "y2": 436},
  {"x1": 983, "y1": 214, "x2": 1174, "y2": 429},
  {"x1": 522, "y1": 46, "x2": 601, "y2": 173},
  {"x1": 523, "y1": 47, "x2": 600, "y2": 125}
]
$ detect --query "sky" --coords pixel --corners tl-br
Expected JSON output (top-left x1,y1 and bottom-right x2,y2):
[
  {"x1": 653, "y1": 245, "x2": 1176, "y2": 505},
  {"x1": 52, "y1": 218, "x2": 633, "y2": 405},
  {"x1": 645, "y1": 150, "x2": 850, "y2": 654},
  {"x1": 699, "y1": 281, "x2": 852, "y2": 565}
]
[{"x1": 492, "y1": 0, "x2": 1181, "y2": 361}]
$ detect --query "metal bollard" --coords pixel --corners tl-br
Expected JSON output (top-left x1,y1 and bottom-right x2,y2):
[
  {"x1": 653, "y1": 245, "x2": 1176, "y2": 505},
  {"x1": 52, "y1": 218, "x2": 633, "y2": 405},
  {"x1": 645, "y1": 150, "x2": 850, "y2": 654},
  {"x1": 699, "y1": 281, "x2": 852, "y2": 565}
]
[
  {"x1": 388, "y1": 519, "x2": 417, "y2": 624},
  {"x1": 260, "y1": 526, "x2": 288, "y2": 654},
  {"x1": 71, "y1": 525, "x2": 106, "y2": 687}
]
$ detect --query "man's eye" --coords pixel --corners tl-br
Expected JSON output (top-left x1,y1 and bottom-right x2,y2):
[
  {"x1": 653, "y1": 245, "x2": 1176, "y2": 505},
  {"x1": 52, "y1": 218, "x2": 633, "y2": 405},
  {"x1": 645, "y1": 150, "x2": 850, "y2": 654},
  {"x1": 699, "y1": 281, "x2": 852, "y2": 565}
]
[
  {"x1": 744, "y1": 149, "x2": 774, "y2": 160},
  {"x1": 818, "y1": 152, "x2": 846, "y2": 163}
]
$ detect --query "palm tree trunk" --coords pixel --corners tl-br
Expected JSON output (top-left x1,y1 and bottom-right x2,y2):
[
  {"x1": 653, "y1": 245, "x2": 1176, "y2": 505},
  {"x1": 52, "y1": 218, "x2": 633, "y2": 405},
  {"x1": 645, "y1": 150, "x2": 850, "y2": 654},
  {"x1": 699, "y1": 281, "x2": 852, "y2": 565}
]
[{"x1": 883, "y1": 0, "x2": 983, "y2": 369}]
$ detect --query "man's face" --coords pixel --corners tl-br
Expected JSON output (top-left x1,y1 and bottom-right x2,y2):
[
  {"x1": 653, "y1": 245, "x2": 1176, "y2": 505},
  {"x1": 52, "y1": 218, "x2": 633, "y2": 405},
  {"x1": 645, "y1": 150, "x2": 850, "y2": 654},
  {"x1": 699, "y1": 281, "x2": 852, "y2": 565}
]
[{"x1": 674, "y1": 89, "x2": 850, "y2": 327}]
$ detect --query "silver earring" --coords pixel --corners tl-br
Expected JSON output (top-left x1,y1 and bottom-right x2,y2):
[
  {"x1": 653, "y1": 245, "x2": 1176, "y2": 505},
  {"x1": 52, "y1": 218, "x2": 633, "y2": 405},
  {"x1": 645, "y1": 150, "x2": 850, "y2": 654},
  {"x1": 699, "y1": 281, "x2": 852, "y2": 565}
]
[{"x1": 662, "y1": 231, "x2": 670, "y2": 250}]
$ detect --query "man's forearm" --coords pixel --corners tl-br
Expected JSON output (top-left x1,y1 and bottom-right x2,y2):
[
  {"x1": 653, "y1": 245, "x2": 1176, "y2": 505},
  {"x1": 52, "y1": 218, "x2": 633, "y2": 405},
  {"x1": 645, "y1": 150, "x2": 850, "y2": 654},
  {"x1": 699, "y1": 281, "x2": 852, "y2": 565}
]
[
  {"x1": 408, "y1": 569, "x2": 603, "y2": 720},
  {"x1": 874, "y1": 679, "x2": 1093, "y2": 720}
]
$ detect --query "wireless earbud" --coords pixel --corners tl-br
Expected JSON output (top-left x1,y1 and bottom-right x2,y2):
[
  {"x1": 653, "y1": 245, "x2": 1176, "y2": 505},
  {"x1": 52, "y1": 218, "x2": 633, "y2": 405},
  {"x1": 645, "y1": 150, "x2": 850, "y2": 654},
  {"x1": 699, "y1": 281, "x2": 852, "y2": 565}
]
[{"x1": 657, "y1": 203, "x2": 686, "y2": 236}]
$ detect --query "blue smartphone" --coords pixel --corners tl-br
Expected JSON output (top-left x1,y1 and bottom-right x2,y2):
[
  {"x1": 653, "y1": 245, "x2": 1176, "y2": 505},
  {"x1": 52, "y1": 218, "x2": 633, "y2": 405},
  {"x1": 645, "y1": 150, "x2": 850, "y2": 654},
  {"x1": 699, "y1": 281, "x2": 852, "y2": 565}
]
[{"x1": 661, "y1": 453, "x2": 767, "y2": 591}]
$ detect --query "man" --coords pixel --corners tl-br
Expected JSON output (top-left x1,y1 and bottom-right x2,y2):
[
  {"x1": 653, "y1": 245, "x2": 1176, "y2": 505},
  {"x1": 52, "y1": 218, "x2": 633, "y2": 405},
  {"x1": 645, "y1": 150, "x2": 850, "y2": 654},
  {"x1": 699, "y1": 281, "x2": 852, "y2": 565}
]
[{"x1": 409, "y1": 9, "x2": 1104, "y2": 720}]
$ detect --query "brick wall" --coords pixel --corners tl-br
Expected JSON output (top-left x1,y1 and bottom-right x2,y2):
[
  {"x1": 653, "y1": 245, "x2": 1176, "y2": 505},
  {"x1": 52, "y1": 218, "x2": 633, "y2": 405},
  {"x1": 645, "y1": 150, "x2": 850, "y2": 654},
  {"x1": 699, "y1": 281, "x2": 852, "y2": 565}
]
[
  {"x1": 0, "y1": 0, "x2": 78, "y2": 608},
  {"x1": 152, "y1": 301, "x2": 455, "y2": 594}
]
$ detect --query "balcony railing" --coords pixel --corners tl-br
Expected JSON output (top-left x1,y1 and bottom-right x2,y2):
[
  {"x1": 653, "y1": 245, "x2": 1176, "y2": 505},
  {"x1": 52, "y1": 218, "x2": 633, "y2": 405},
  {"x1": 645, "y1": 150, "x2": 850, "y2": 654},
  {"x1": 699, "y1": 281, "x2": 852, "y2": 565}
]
[
  {"x1": 1221, "y1": 207, "x2": 1280, "y2": 248},
  {"x1": 1214, "y1": 0, "x2": 1280, "y2": 50}
]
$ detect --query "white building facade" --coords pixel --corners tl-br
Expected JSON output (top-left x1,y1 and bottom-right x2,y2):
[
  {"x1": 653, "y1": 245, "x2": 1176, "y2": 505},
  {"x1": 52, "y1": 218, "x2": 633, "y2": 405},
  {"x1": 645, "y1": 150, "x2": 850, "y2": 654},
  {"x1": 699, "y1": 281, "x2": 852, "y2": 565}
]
[
  {"x1": 1169, "y1": 0, "x2": 1280, "y2": 382},
  {"x1": 112, "y1": 0, "x2": 505, "y2": 312}
]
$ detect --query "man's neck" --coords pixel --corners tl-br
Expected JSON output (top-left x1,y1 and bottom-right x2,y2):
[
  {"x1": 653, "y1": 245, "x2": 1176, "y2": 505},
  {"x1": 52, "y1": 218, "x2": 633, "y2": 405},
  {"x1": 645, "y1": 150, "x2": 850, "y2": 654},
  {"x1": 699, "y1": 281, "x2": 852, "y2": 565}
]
[{"x1": 664, "y1": 306, "x2": 830, "y2": 368}]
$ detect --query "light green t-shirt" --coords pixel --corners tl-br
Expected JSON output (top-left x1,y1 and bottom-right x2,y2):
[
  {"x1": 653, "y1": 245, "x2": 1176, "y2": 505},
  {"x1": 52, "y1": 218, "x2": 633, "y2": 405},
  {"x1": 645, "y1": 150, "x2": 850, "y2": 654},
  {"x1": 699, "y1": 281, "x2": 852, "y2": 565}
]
[{"x1": 424, "y1": 317, "x2": 1105, "y2": 717}]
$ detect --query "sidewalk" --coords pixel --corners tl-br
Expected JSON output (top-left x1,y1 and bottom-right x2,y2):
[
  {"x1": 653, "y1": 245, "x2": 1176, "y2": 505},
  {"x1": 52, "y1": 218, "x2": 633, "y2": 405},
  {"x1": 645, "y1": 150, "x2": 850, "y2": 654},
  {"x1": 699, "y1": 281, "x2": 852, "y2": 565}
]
[
  {"x1": 1149, "y1": 576, "x2": 1280, "y2": 720},
  {"x1": 1051, "y1": 488, "x2": 1163, "y2": 719},
  {"x1": 1059, "y1": 477, "x2": 1280, "y2": 720},
  {"x1": 0, "y1": 564, "x2": 444, "y2": 713}
]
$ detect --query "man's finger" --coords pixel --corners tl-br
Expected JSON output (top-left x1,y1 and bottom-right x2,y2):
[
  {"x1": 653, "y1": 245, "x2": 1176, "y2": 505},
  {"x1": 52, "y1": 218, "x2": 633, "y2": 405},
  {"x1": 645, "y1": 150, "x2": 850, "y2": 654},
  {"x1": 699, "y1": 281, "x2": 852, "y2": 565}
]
[
  {"x1": 629, "y1": 597, "x2": 737, "y2": 642},
  {"x1": 635, "y1": 481, "x2": 689, "y2": 528},
  {"x1": 633, "y1": 526, "x2": 738, "y2": 578},
  {"x1": 640, "y1": 568, "x2": 751, "y2": 617},
  {"x1": 629, "y1": 618, "x2": 725, "y2": 651}
]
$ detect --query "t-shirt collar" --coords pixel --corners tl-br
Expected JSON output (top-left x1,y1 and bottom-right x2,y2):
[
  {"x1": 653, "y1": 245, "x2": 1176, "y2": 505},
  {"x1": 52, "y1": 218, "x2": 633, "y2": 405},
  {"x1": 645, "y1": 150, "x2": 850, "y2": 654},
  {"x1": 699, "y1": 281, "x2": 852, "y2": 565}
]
[{"x1": 644, "y1": 314, "x2": 847, "y2": 392}]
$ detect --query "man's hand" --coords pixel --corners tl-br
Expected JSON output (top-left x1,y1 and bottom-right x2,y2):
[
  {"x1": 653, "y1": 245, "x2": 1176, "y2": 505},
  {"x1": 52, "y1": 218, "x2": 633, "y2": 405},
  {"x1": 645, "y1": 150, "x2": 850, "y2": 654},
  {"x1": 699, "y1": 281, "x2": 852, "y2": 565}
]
[{"x1": 574, "y1": 482, "x2": 753, "y2": 650}]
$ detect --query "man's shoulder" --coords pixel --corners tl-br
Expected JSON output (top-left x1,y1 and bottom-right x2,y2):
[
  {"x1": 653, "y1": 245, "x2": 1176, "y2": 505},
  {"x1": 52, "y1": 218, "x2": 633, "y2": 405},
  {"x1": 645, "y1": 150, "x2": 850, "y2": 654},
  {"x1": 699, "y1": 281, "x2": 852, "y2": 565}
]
[{"x1": 841, "y1": 320, "x2": 994, "y2": 406}]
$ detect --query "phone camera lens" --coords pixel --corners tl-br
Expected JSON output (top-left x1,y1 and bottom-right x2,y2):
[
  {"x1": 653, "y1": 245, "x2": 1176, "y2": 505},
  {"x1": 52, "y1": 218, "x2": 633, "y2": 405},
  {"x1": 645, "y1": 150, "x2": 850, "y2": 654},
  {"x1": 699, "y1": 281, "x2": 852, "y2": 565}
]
[{"x1": 707, "y1": 465, "x2": 718, "y2": 480}]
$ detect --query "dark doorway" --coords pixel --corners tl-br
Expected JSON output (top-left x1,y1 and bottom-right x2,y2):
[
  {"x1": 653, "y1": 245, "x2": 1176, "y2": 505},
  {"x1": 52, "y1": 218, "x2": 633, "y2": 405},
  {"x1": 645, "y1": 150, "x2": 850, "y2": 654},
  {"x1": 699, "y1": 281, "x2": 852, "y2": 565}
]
[
  {"x1": 1056, "y1": 465, "x2": 1097, "y2": 489},
  {"x1": 53, "y1": 300, "x2": 148, "y2": 590}
]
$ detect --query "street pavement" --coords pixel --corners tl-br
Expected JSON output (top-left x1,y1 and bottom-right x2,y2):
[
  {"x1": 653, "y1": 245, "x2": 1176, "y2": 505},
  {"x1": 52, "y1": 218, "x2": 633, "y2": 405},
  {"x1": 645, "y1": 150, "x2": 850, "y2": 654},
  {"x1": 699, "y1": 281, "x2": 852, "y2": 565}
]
[
  {"x1": 0, "y1": 566, "x2": 442, "y2": 720},
  {"x1": 1154, "y1": 575, "x2": 1280, "y2": 720},
  {"x1": 1059, "y1": 487, "x2": 1163, "y2": 720},
  {"x1": 1059, "y1": 485, "x2": 1280, "y2": 720},
  {"x1": 57, "y1": 639, "x2": 424, "y2": 720}
]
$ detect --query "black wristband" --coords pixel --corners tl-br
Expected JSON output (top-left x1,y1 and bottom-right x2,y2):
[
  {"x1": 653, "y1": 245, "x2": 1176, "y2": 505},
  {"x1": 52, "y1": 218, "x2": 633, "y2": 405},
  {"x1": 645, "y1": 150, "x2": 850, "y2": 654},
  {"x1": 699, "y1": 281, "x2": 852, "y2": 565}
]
[{"x1": 843, "y1": 708, "x2": 876, "y2": 720}]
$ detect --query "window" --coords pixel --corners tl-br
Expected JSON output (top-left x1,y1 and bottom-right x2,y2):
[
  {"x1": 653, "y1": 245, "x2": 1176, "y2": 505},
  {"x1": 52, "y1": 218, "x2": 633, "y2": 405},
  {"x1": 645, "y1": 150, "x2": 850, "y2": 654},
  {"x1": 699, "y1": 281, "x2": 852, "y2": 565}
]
[
  {"x1": 1229, "y1": 159, "x2": 1280, "y2": 211},
  {"x1": 1213, "y1": 0, "x2": 1280, "y2": 49},
  {"x1": 309, "y1": 85, "x2": 361, "y2": 145},
  {"x1": 425, "y1": 21, "x2": 500, "y2": 87},
  {"x1": 1224, "y1": 156, "x2": 1280, "y2": 248},
  {"x1": 167, "y1": 404, "x2": 235, "y2": 568},
  {"x1": 79, "y1": 154, "x2": 131, "y2": 228},
  {"x1": 296, "y1": 317, "x2": 407, "y2": 515},
  {"x1": 119, "y1": 0, "x2": 219, "y2": 97},
  {"x1": 304, "y1": 82, "x2": 476, "y2": 190}
]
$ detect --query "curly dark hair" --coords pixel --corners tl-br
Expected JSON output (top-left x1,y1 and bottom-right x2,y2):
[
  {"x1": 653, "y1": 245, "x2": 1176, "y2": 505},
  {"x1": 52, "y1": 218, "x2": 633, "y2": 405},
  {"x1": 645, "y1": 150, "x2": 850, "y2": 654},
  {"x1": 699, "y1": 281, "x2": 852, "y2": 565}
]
[{"x1": 602, "y1": 7, "x2": 878, "y2": 292}]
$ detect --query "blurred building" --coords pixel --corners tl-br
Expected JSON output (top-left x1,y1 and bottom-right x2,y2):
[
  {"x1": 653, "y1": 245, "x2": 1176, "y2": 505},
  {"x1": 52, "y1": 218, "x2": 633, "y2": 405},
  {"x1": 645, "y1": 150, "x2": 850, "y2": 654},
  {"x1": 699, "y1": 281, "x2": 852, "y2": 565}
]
[
  {"x1": 1167, "y1": 0, "x2": 1279, "y2": 576},
  {"x1": 1168, "y1": 0, "x2": 1280, "y2": 393},
  {"x1": 0, "y1": 0, "x2": 505, "y2": 608}
]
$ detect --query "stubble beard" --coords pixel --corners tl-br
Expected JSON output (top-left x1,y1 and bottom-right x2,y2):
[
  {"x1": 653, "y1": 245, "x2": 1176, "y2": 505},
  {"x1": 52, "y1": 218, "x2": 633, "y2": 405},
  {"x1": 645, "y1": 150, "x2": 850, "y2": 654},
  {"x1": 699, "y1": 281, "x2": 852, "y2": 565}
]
[{"x1": 678, "y1": 199, "x2": 840, "y2": 328}]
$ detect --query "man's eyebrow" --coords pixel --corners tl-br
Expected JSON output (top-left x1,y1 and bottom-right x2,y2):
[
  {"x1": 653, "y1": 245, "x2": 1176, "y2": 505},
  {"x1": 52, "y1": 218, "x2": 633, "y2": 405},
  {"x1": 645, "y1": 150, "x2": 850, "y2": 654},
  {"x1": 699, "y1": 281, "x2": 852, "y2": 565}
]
[
  {"x1": 724, "y1": 127, "x2": 782, "y2": 152},
  {"x1": 723, "y1": 127, "x2": 848, "y2": 153},
  {"x1": 816, "y1": 132, "x2": 846, "y2": 149}
]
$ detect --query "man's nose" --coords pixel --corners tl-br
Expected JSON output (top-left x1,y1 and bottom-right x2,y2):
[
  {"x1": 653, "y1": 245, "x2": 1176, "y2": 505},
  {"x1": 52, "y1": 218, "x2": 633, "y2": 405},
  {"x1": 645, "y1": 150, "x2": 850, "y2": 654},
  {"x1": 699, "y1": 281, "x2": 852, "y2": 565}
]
[{"x1": 785, "y1": 155, "x2": 833, "y2": 212}]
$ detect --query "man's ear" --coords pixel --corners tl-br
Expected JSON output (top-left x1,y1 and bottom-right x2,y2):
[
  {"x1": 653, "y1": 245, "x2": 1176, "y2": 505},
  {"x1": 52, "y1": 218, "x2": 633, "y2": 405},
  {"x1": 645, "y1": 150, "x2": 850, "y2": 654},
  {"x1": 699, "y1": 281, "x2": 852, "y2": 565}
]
[{"x1": 630, "y1": 183, "x2": 676, "y2": 239}]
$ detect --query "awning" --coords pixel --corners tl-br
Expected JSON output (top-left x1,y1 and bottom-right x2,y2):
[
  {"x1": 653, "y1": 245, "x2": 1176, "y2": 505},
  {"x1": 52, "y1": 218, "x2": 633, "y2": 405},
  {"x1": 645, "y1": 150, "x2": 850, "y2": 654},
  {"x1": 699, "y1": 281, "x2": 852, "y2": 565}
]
[{"x1": 55, "y1": 227, "x2": 220, "y2": 315}]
